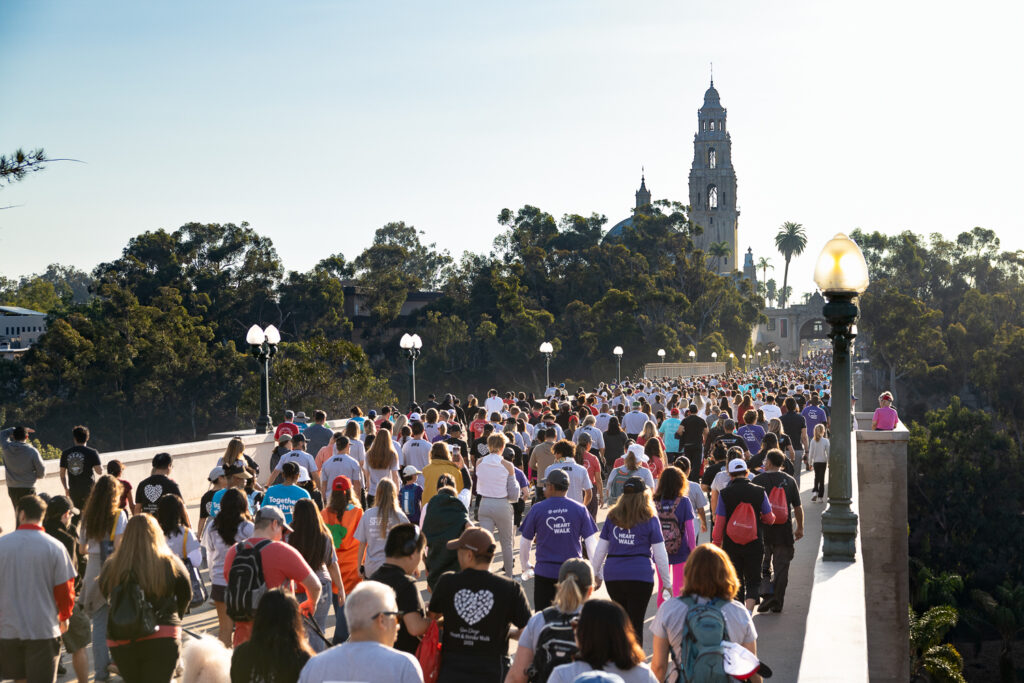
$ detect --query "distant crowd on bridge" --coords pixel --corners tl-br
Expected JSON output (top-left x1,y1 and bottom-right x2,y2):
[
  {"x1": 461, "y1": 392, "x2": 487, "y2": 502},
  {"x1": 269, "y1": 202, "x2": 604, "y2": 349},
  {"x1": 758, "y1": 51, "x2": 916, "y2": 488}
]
[{"x1": 0, "y1": 351, "x2": 904, "y2": 683}]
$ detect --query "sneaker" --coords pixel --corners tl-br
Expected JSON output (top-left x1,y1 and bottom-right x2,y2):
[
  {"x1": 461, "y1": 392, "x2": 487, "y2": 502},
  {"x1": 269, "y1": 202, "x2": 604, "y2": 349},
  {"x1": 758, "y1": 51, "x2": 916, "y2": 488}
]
[
  {"x1": 757, "y1": 598, "x2": 778, "y2": 613},
  {"x1": 811, "y1": 494, "x2": 818, "y2": 502},
  {"x1": 770, "y1": 602, "x2": 783, "y2": 613}
]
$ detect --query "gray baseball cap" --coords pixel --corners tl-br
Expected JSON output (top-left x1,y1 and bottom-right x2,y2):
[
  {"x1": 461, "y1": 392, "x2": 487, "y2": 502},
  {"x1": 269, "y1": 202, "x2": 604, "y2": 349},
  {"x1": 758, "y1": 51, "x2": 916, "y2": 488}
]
[
  {"x1": 545, "y1": 468, "x2": 570, "y2": 490},
  {"x1": 255, "y1": 505, "x2": 293, "y2": 534}
]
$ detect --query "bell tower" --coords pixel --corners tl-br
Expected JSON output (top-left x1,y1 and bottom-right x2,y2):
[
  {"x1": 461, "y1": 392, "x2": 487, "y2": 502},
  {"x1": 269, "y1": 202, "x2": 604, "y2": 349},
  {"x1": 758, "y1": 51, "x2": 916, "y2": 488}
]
[{"x1": 688, "y1": 78, "x2": 739, "y2": 273}]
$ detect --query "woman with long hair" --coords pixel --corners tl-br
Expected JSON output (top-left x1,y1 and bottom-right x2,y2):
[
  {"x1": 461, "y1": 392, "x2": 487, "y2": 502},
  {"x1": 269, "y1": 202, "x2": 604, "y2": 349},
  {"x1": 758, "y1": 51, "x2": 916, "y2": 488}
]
[
  {"x1": 636, "y1": 420, "x2": 663, "y2": 449},
  {"x1": 364, "y1": 426, "x2": 400, "y2": 505},
  {"x1": 362, "y1": 418, "x2": 377, "y2": 450},
  {"x1": 79, "y1": 474, "x2": 129, "y2": 681},
  {"x1": 353, "y1": 478, "x2": 408, "y2": 579},
  {"x1": 344, "y1": 420, "x2": 367, "y2": 465},
  {"x1": 156, "y1": 493, "x2": 201, "y2": 569},
  {"x1": 506, "y1": 559, "x2": 596, "y2": 683},
  {"x1": 99, "y1": 515, "x2": 191, "y2": 682},
  {"x1": 201, "y1": 487, "x2": 254, "y2": 647},
  {"x1": 547, "y1": 599, "x2": 656, "y2": 683},
  {"x1": 603, "y1": 416, "x2": 629, "y2": 476},
  {"x1": 591, "y1": 476, "x2": 671, "y2": 647},
  {"x1": 673, "y1": 456, "x2": 709, "y2": 543},
  {"x1": 643, "y1": 438, "x2": 666, "y2": 480},
  {"x1": 321, "y1": 475, "x2": 363, "y2": 643},
  {"x1": 767, "y1": 417, "x2": 796, "y2": 462},
  {"x1": 230, "y1": 588, "x2": 315, "y2": 683},
  {"x1": 289, "y1": 498, "x2": 344, "y2": 652},
  {"x1": 808, "y1": 422, "x2": 830, "y2": 502},
  {"x1": 651, "y1": 467, "x2": 697, "y2": 606},
  {"x1": 651, "y1": 544, "x2": 760, "y2": 683}
]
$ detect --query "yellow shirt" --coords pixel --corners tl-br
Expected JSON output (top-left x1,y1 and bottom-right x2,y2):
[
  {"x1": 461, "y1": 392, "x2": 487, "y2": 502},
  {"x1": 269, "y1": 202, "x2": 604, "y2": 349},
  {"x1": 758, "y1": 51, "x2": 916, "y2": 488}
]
[{"x1": 422, "y1": 459, "x2": 464, "y2": 504}]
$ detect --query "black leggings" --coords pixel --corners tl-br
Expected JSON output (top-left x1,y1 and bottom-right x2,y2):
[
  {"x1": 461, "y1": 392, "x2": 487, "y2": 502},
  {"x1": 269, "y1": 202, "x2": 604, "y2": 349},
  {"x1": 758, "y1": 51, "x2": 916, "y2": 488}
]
[
  {"x1": 813, "y1": 462, "x2": 827, "y2": 498},
  {"x1": 110, "y1": 637, "x2": 180, "y2": 683},
  {"x1": 724, "y1": 541, "x2": 763, "y2": 603},
  {"x1": 605, "y1": 579, "x2": 654, "y2": 646}
]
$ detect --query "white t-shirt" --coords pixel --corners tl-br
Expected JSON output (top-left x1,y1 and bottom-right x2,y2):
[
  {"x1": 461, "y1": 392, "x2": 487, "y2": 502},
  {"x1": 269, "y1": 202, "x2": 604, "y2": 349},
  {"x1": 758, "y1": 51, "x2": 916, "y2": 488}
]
[
  {"x1": 165, "y1": 526, "x2": 203, "y2": 568},
  {"x1": 321, "y1": 453, "x2": 365, "y2": 491},
  {"x1": 484, "y1": 396, "x2": 505, "y2": 417},
  {"x1": 402, "y1": 439, "x2": 432, "y2": 484},
  {"x1": 298, "y1": 640, "x2": 422, "y2": 683},
  {"x1": 651, "y1": 596, "x2": 757, "y2": 683},
  {"x1": 348, "y1": 439, "x2": 366, "y2": 465},
  {"x1": 275, "y1": 449, "x2": 318, "y2": 477},
  {"x1": 573, "y1": 425, "x2": 605, "y2": 450},
  {"x1": 761, "y1": 404, "x2": 782, "y2": 421},
  {"x1": 544, "y1": 461, "x2": 593, "y2": 504},
  {"x1": 353, "y1": 507, "x2": 409, "y2": 577},
  {"x1": 201, "y1": 520, "x2": 254, "y2": 587},
  {"x1": 476, "y1": 453, "x2": 512, "y2": 498},
  {"x1": 549, "y1": 661, "x2": 657, "y2": 683}
]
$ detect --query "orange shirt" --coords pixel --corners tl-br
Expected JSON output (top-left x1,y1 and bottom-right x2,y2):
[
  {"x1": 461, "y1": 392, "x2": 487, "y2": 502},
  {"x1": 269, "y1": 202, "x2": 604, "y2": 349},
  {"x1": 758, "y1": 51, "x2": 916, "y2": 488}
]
[{"x1": 322, "y1": 505, "x2": 364, "y2": 594}]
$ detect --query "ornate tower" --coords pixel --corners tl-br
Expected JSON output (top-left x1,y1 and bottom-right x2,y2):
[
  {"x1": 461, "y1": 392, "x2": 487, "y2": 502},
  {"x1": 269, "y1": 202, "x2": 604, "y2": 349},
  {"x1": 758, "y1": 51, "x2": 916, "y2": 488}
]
[
  {"x1": 688, "y1": 79, "x2": 739, "y2": 273},
  {"x1": 635, "y1": 171, "x2": 651, "y2": 209}
]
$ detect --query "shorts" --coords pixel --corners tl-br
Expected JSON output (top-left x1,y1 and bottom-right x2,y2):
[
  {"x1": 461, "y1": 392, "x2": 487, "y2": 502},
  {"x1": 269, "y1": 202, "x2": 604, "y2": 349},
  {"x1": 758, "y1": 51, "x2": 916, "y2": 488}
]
[
  {"x1": 0, "y1": 637, "x2": 61, "y2": 682},
  {"x1": 62, "y1": 603, "x2": 91, "y2": 652},
  {"x1": 210, "y1": 584, "x2": 226, "y2": 603}
]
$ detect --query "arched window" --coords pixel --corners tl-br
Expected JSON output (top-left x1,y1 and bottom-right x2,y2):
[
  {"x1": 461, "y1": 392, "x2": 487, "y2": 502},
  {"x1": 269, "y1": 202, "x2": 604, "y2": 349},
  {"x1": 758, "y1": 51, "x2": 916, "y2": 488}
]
[
  {"x1": 708, "y1": 148, "x2": 716, "y2": 169},
  {"x1": 708, "y1": 185, "x2": 718, "y2": 209},
  {"x1": 709, "y1": 120, "x2": 716, "y2": 131}
]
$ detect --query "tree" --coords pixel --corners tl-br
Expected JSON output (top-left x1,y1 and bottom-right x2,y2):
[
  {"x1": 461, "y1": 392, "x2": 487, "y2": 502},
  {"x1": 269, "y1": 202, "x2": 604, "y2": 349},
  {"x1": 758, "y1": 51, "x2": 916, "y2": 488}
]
[
  {"x1": 964, "y1": 583, "x2": 1024, "y2": 683},
  {"x1": 909, "y1": 606, "x2": 966, "y2": 683},
  {"x1": 0, "y1": 148, "x2": 49, "y2": 187},
  {"x1": 774, "y1": 221, "x2": 807, "y2": 307},
  {"x1": 756, "y1": 256, "x2": 773, "y2": 291},
  {"x1": 708, "y1": 241, "x2": 732, "y2": 272},
  {"x1": 765, "y1": 278, "x2": 778, "y2": 307}
]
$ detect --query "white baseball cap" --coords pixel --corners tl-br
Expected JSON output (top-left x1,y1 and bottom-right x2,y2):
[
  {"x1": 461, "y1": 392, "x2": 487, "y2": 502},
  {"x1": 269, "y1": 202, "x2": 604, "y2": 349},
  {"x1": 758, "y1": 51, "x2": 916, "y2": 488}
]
[
  {"x1": 409, "y1": 412, "x2": 422, "y2": 421},
  {"x1": 402, "y1": 465, "x2": 422, "y2": 477},
  {"x1": 728, "y1": 458, "x2": 748, "y2": 474}
]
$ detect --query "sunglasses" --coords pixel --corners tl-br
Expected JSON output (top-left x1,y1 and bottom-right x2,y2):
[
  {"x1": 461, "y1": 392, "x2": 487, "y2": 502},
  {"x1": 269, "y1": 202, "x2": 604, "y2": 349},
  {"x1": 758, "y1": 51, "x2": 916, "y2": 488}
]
[{"x1": 374, "y1": 611, "x2": 401, "y2": 620}]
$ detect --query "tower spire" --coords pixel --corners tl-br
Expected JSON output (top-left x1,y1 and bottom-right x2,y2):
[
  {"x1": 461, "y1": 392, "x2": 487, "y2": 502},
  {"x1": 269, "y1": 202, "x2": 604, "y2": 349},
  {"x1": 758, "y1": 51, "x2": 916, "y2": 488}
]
[{"x1": 710, "y1": 61, "x2": 713, "y2": 87}]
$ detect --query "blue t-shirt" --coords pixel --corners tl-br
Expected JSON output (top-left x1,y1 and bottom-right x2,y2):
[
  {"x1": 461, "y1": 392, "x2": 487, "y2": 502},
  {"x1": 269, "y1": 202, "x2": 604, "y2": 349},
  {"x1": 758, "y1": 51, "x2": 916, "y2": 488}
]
[
  {"x1": 736, "y1": 424, "x2": 766, "y2": 454},
  {"x1": 521, "y1": 497, "x2": 598, "y2": 579},
  {"x1": 262, "y1": 484, "x2": 311, "y2": 523},
  {"x1": 599, "y1": 515, "x2": 664, "y2": 583},
  {"x1": 209, "y1": 487, "x2": 254, "y2": 519},
  {"x1": 399, "y1": 483, "x2": 423, "y2": 522},
  {"x1": 801, "y1": 405, "x2": 829, "y2": 438},
  {"x1": 659, "y1": 417, "x2": 682, "y2": 453}
]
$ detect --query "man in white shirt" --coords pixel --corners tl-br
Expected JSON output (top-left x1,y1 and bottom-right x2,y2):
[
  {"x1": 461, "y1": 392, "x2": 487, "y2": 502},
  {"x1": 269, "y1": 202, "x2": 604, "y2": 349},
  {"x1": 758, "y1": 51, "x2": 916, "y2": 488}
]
[
  {"x1": 321, "y1": 436, "x2": 365, "y2": 500},
  {"x1": 269, "y1": 434, "x2": 320, "y2": 490},
  {"x1": 761, "y1": 395, "x2": 783, "y2": 421},
  {"x1": 621, "y1": 402, "x2": 649, "y2": 439},
  {"x1": 595, "y1": 404, "x2": 613, "y2": 432},
  {"x1": 484, "y1": 389, "x2": 505, "y2": 418},
  {"x1": 401, "y1": 423, "x2": 432, "y2": 487},
  {"x1": 543, "y1": 440, "x2": 592, "y2": 507}
]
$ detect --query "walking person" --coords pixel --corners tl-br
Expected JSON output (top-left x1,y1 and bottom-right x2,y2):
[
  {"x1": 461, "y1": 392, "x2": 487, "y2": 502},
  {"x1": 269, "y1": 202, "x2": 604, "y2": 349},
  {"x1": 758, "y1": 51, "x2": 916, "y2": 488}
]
[
  {"x1": 547, "y1": 599, "x2": 658, "y2": 683},
  {"x1": 321, "y1": 475, "x2": 363, "y2": 637},
  {"x1": 60, "y1": 425, "x2": 103, "y2": 511},
  {"x1": 779, "y1": 397, "x2": 808, "y2": 484},
  {"x1": 43, "y1": 495, "x2": 90, "y2": 682},
  {"x1": 156, "y1": 493, "x2": 202, "y2": 570},
  {"x1": 369, "y1": 524, "x2": 432, "y2": 656},
  {"x1": 475, "y1": 433, "x2": 520, "y2": 576},
  {"x1": 808, "y1": 423, "x2": 830, "y2": 502},
  {"x1": 355, "y1": 478, "x2": 409, "y2": 579},
  {"x1": 652, "y1": 466, "x2": 697, "y2": 606},
  {"x1": 231, "y1": 589, "x2": 315, "y2": 683},
  {"x1": 591, "y1": 476, "x2": 672, "y2": 647},
  {"x1": 364, "y1": 427, "x2": 401, "y2": 507},
  {"x1": 79, "y1": 474, "x2": 129, "y2": 681},
  {"x1": 542, "y1": 439, "x2": 592, "y2": 508},
  {"x1": 752, "y1": 450, "x2": 804, "y2": 613},
  {"x1": 99, "y1": 515, "x2": 192, "y2": 682},
  {"x1": 289, "y1": 498, "x2": 345, "y2": 652},
  {"x1": 201, "y1": 488, "x2": 254, "y2": 647},
  {"x1": 0, "y1": 495, "x2": 77, "y2": 683},
  {"x1": 422, "y1": 476, "x2": 471, "y2": 590},
  {"x1": 1, "y1": 425, "x2": 46, "y2": 511}
]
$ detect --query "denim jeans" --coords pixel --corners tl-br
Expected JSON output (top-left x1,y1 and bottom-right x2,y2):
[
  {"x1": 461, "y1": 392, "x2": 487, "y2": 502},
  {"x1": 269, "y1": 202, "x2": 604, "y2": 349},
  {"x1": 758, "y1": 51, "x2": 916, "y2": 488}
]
[{"x1": 91, "y1": 604, "x2": 110, "y2": 680}]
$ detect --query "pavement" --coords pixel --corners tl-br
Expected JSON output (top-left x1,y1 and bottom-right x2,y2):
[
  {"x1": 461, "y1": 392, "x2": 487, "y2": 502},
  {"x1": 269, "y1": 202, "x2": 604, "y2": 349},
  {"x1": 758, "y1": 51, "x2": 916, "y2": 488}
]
[{"x1": 59, "y1": 474, "x2": 822, "y2": 681}]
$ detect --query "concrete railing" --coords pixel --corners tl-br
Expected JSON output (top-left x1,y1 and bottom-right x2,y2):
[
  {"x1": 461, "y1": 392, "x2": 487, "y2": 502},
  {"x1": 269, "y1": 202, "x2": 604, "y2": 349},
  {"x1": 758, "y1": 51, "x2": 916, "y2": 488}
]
[
  {"x1": 0, "y1": 420, "x2": 347, "y2": 532},
  {"x1": 798, "y1": 412, "x2": 910, "y2": 682},
  {"x1": 642, "y1": 362, "x2": 728, "y2": 379}
]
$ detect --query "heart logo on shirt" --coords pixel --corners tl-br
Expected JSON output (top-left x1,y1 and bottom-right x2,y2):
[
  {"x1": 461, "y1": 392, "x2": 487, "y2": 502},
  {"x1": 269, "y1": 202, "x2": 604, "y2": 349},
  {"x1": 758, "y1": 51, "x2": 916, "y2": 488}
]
[
  {"x1": 545, "y1": 515, "x2": 567, "y2": 531},
  {"x1": 144, "y1": 484, "x2": 162, "y2": 502},
  {"x1": 612, "y1": 526, "x2": 637, "y2": 546},
  {"x1": 454, "y1": 588, "x2": 494, "y2": 625}
]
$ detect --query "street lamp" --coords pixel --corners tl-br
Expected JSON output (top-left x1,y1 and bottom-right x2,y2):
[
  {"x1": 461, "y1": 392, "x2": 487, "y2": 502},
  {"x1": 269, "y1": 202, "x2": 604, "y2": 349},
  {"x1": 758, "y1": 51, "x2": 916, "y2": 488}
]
[
  {"x1": 657, "y1": 348, "x2": 666, "y2": 363},
  {"x1": 613, "y1": 346, "x2": 624, "y2": 383},
  {"x1": 399, "y1": 333, "x2": 423, "y2": 406},
  {"x1": 246, "y1": 324, "x2": 281, "y2": 434},
  {"x1": 741, "y1": 353, "x2": 747, "y2": 370},
  {"x1": 539, "y1": 341, "x2": 554, "y2": 388},
  {"x1": 711, "y1": 351, "x2": 718, "y2": 363},
  {"x1": 814, "y1": 232, "x2": 870, "y2": 562},
  {"x1": 688, "y1": 350, "x2": 696, "y2": 363},
  {"x1": 757, "y1": 351, "x2": 762, "y2": 367}
]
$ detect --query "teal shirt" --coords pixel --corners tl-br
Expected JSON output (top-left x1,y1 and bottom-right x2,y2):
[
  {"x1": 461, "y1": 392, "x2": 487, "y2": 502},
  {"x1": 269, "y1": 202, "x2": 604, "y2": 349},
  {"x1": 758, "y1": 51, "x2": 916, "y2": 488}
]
[{"x1": 263, "y1": 484, "x2": 311, "y2": 523}]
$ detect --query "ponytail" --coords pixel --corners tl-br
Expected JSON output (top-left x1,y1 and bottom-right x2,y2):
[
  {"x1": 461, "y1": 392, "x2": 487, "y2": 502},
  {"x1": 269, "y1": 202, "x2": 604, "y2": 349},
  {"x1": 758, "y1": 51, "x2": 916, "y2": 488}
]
[
  {"x1": 625, "y1": 451, "x2": 638, "y2": 472},
  {"x1": 553, "y1": 573, "x2": 585, "y2": 613}
]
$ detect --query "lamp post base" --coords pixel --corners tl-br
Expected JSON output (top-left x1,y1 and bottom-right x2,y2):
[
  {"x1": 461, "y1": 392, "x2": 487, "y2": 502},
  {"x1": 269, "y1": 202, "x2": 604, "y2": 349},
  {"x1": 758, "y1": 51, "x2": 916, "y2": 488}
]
[
  {"x1": 821, "y1": 503, "x2": 859, "y2": 561},
  {"x1": 255, "y1": 416, "x2": 273, "y2": 434}
]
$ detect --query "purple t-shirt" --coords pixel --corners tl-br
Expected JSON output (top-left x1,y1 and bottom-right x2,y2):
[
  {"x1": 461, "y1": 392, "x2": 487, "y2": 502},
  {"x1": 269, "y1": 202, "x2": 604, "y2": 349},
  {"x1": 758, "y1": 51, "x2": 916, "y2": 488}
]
[
  {"x1": 801, "y1": 405, "x2": 829, "y2": 437},
  {"x1": 599, "y1": 516, "x2": 664, "y2": 583},
  {"x1": 521, "y1": 497, "x2": 598, "y2": 579},
  {"x1": 736, "y1": 425, "x2": 765, "y2": 454}
]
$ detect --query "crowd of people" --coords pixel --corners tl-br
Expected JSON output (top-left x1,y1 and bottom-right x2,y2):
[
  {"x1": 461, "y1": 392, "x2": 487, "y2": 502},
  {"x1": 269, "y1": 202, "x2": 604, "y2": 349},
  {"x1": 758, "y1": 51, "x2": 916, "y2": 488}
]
[{"x1": 0, "y1": 352, "x2": 903, "y2": 683}]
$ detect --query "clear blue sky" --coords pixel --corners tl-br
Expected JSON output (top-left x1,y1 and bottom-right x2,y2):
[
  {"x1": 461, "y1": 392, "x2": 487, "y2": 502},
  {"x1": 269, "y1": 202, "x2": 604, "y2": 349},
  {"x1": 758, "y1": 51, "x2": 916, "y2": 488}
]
[{"x1": 2, "y1": 1, "x2": 1022, "y2": 297}]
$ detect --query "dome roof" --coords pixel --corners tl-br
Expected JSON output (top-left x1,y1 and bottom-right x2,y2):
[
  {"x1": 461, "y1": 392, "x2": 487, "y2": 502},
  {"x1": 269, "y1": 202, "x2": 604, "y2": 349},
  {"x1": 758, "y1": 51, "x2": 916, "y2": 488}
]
[
  {"x1": 604, "y1": 216, "x2": 633, "y2": 242},
  {"x1": 703, "y1": 82, "x2": 721, "y2": 107}
]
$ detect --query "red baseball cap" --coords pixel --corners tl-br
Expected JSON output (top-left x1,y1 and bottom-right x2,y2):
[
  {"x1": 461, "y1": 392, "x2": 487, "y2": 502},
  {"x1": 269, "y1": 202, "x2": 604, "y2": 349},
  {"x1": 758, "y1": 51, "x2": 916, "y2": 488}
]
[{"x1": 332, "y1": 475, "x2": 352, "y2": 492}]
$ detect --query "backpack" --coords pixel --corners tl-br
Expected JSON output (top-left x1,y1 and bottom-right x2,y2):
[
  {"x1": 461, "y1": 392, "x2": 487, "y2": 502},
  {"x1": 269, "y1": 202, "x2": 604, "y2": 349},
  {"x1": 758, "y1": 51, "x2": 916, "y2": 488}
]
[
  {"x1": 767, "y1": 485, "x2": 789, "y2": 524},
  {"x1": 106, "y1": 571, "x2": 158, "y2": 641},
  {"x1": 98, "y1": 521, "x2": 117, "y2": 565},
  {"x1": 607, "y1": 466, "x2": 631, "y2": 503},
  {"x1": 725, "y1": 502, "x2": 758, "y2": 545},
  {"x1": 415, "y1": 620, "x2": 442, "y2": 683},
  {"x1": 670, "y1": 596, "x2": 729, "y2": 683},
  {"x1": 528, "y1": 608, "x2": 579, "y2": 682},
  {"x1": 225, "y1": 539, "x2": 272, "y2": 621},
  {"x1": 658, "y1": 498, "x2": 684, "y2": 555}
]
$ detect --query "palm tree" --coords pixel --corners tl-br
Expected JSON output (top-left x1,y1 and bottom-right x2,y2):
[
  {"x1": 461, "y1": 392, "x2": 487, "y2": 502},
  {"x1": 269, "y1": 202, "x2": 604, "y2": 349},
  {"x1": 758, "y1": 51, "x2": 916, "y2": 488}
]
[
  {"x1": 756, "y1": 256, "x2": 773, "y2": 288},
  {"x1": 965, "y1": 583, "x2": 1024, "y2": 682},
  {"x1": 909, "y1": 605, "x2": 966, "y2": 682},
  {"x1": 774, "y1": 221, "x2": 807, "y2": 307},
  {"x1": 708, "y1": 241, "x2": 732, "y2": 272},
  {"x1": 765, "y1": 278, "x2": 777, "y2": 307}
]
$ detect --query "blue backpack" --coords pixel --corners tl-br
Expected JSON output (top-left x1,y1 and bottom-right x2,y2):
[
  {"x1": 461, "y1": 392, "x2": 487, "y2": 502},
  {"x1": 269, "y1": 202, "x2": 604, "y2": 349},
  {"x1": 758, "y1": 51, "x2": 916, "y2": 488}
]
[{"x1": 670, "y1": 596, "x2": 729, "y2": 683}]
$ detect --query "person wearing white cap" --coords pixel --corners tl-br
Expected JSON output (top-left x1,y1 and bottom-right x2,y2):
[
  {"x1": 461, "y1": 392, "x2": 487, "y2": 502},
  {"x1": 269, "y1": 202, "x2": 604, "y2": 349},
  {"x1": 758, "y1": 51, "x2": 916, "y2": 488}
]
[
  {"x1": 401, "y1": 422, "x2": 432, "y2": 487},
  {"x1": 606, "y1": 445, "x2": 654, "y2": 504}
]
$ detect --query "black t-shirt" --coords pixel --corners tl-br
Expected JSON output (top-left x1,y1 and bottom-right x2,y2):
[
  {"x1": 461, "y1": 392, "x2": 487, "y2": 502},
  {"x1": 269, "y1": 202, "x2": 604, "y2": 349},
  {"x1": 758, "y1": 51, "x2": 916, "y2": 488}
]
[
  {"x1": 752, "y1": 470, "x2": 801, "y2": 545},
  {"x1": 444, "y1": 437, "x2": 471, "y2": 464},
  {"x1": 428, "y1": 568, "x2": 531, "y2": 681},
  {"x1": 230, "y1": 639, "x2": 310, "y2": 683},
  {"x1": 60, "y1": 445, "x2": 101, "y2": 502},
  {"x1": 679, "y1": 415, "x2": 708, "y2": 445},
  {"x1": 780, "y1": 412, "x2": 807, "y2": 451},
  {"x1": 701, "y1": 461, "x2": 726, "y2": 489},
  {"x1": 199, "y1": 489, "x2": 217, "y2": 520},
  {"x1": 135, "y1": 474, "x2": 183, "y2": 515},
  {"x1": 370, "y1": 563, "x2": 426, "y2": 655},
  {"x1": 714, "y1": 433, "x2": 748, "y2": 454}
]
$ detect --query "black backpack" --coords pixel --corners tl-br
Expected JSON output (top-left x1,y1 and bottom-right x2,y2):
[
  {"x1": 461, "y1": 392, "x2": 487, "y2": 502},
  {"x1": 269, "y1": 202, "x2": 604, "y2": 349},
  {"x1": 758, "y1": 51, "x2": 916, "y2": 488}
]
[
  {"x1": 225, "y1": 539, "x2": 272, "y2": 621},
  {"x1": 527, "y1": 608, "x2": 578, "y2": 682},
  {"x1": 107, "y1": 571, "x2": 158, "y2": 641}
]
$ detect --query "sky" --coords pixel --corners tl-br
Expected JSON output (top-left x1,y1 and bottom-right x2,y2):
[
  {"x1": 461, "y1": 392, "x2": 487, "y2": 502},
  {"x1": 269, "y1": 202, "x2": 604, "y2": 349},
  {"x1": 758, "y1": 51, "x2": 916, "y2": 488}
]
[{"x1": 2, "y1": 1, "x2": 1023, "y2": 298}]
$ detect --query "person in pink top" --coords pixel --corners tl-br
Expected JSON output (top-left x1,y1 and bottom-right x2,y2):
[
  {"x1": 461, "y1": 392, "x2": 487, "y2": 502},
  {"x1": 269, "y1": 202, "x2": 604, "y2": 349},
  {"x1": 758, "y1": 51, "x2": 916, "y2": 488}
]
[{"x1": 872, "y1": 391, "x2": 899, "y2": 430}]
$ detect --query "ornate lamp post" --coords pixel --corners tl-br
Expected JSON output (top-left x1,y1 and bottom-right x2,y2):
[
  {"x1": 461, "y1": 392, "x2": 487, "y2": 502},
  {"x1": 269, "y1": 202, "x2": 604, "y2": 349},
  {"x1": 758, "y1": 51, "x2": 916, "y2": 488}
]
[
  {"x1": 814, "y1": 233, "x2": 870, "y2": 562},
  {"x1": 657, "y1": 348, "x2": 666, "y2": 363},
  {"x1": 741, "y1": 353, "x2": 747, "y2": 370},
  {"x1": 613, "y1": 346, "x2": 624, "y2": 383},
  {"x1": 757, "y1": 351, "x2": 762, "y2": 367},
  {"x1": 246, "y1": 324, "x2": 281, "y2": 434},
  {"x1": 688, "y1": 350, "x2": 696, "y2": 363},
  {"x1": 539, "y1": 341, "x2": 554, "y2": 388},
  {"x1": 711, "y1": 351, "x2": 718, "y2": 364},
  {"x1": 399, "y1": 333, "x2": 423, "y2": 406}
]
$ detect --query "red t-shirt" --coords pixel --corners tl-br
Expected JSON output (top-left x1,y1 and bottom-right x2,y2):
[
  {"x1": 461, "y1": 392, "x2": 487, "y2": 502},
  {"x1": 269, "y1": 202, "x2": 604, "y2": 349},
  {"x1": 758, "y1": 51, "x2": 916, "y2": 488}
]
[
  {"x1": 224, "y1": 537, "x2": 315, "y2": 645},
  {"x1": 582, "y1": 452, "x2": 602, "y2": 485},
  {"x1": 274, "y1": 422, "x2": 301, "y2": 440},
  {"x1": 117, "y1": 479, "x2": 133, "y2": 511},
  {"x1": 469, "y1": 419, "x2": 488, "y2": 439}
]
